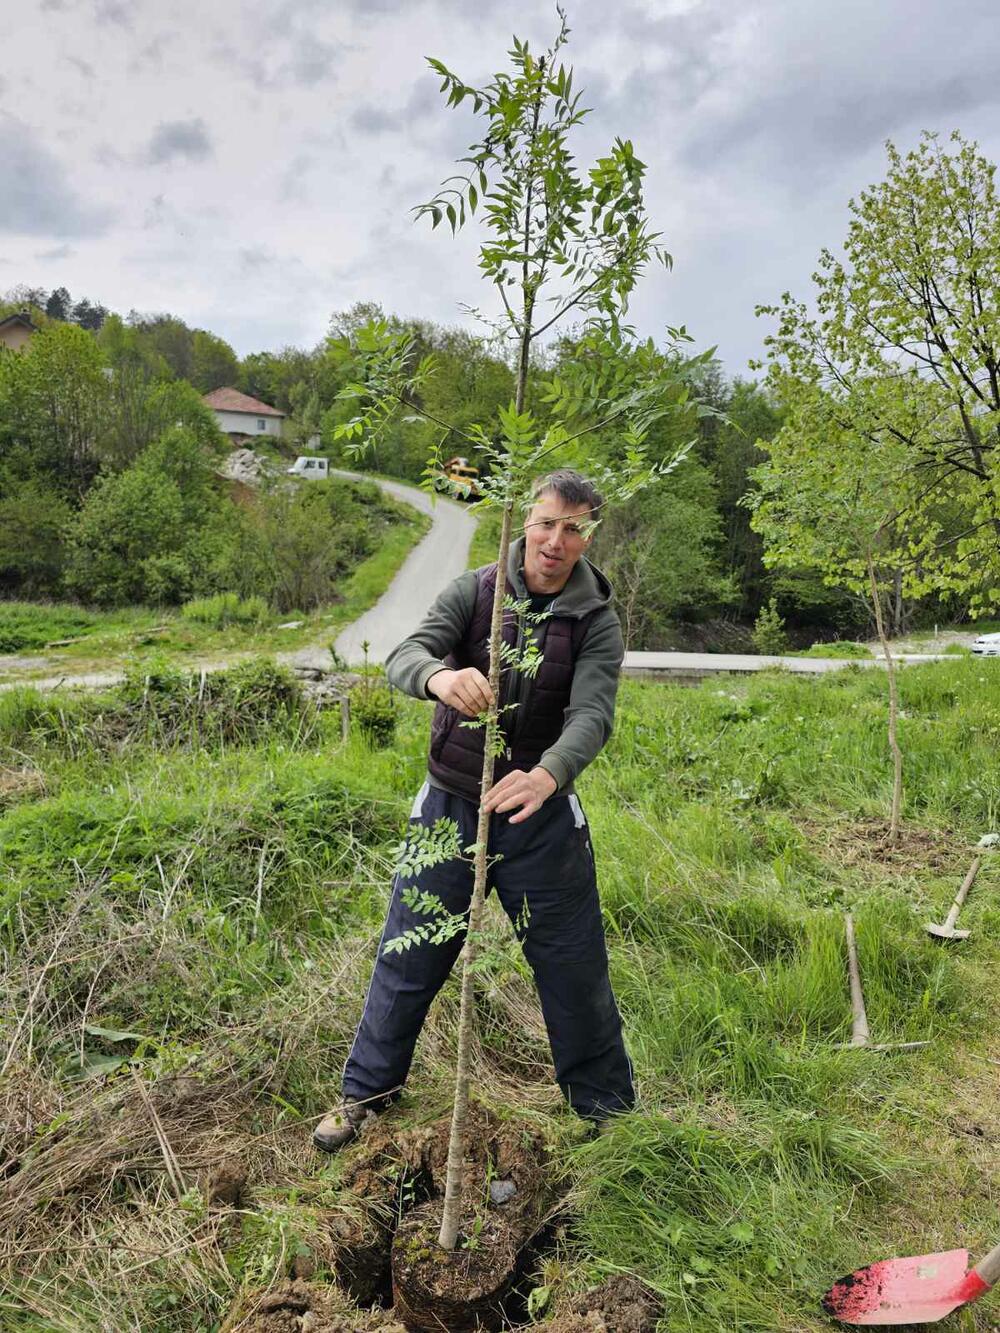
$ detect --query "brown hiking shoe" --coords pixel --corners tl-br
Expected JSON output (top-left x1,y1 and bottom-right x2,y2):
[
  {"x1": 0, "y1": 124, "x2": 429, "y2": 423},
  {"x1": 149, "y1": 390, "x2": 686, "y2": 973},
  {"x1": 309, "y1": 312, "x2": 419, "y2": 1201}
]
[{"x1": 312, "y1": 1100, "x2": 372, "y2": 1153}]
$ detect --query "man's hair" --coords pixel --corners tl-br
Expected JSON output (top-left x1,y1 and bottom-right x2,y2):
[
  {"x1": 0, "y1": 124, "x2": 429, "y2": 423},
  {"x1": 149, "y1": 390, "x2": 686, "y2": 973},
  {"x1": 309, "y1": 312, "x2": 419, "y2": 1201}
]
[{"x1": 529, "y1": 469, "x2": 604, "y2": 523}]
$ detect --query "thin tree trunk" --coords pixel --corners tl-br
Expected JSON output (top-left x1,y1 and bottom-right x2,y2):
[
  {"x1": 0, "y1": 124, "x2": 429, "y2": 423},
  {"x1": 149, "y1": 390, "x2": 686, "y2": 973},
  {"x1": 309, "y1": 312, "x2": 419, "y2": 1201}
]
[
  {"x1": 436, "y1": 502, "x2": 513, "y2": 1251},
  {"x1": 868, "y1": 557, "x2": 903, "y2": 847},
  {"x1": 437, "y1": 56, "x2": 545, "y2": 1253}
]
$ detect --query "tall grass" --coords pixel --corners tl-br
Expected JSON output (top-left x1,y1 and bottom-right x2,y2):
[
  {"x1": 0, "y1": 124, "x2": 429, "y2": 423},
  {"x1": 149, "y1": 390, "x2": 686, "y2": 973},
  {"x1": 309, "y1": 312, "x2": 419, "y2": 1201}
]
[{"x1": 2, "y1": 658, "x2": 1000, "y2": 1328}]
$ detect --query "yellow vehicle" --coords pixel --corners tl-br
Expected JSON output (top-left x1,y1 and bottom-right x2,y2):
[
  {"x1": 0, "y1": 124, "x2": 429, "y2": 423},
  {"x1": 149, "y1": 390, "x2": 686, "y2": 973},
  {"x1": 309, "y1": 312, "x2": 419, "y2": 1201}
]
[{"x1": 436, "y1": 456, "x2": 481, "y2": 499}]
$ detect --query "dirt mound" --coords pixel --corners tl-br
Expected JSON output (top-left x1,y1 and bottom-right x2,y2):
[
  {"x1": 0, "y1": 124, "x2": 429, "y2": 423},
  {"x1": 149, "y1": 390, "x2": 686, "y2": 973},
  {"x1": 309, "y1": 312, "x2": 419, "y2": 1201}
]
[
  {"x1": 545, "y1": 1275, "x2": 663, "y2": 1332},
  {"x1": 417, "y1": 1101, "x2": 550, "y2": 1231},
  {"x1": 205, "y1": 1155, "x2": 247, "y2": 1208},
  {"x1": 314, "y1": 1114, "x2": 435, "y2": 1306},
  {"x1": 386, "y1": 1103, "x2": 553, "y2": 1331},
  {"x1": 392, "y1": 1200, "x2": 521, "y2": 1331},
  {"x1": 235, "y1": 1281, "x2": 406, "y2": 1332}
]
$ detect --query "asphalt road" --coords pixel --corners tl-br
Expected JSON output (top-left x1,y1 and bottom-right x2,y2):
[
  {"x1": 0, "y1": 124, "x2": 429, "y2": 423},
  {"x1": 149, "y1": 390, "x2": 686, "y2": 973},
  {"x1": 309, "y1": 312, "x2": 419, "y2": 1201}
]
[{"x1": 331, "y1": 471, "x2": 478, "y2": 665}]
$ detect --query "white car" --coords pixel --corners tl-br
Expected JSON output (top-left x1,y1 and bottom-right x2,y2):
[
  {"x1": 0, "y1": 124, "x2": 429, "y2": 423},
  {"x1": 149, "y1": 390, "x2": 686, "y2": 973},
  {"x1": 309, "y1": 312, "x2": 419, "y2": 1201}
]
[
  {"x1": 971, "y1": 631, "x2": 1000, "y2": 657},
  {"x1": 286, "y1": 456, "x2": 329, "y2": 479}
]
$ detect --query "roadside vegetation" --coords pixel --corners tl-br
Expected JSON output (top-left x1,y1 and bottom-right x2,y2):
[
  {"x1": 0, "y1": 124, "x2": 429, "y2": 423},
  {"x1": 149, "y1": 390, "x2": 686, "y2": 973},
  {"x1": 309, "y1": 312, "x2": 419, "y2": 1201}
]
[
  {"x1": 3, "y1": 656, "x2": 1000, "y2": 1329},
  {"x1": 0, "y1": 486, "x2": 428, "y2": 679}
]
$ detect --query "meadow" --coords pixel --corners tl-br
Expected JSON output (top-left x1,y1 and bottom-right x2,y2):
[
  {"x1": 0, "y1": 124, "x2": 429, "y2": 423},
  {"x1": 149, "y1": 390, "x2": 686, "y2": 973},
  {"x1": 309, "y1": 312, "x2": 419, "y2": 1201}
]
[{"x1": 3, "y1": 656, "x2": 1000, "y2": 1330}]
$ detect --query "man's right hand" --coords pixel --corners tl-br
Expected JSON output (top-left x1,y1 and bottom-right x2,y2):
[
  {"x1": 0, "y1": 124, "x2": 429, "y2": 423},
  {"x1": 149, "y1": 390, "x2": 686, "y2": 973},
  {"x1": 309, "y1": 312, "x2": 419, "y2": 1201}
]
[{"x1": 426, "y1": 667, "x2": 494, "y2": 718}]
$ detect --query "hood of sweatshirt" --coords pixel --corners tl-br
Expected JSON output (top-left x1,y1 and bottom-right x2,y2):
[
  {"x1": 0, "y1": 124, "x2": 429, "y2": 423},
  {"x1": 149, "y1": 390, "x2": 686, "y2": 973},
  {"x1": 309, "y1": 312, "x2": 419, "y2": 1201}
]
[{"x1": 506, "y1": 535, "x2": 615, "y2": 620}]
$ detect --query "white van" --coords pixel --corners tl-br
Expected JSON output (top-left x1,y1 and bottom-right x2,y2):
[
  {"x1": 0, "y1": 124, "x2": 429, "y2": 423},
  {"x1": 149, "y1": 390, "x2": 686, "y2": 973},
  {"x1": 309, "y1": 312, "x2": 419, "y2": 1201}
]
[{"x1": 286, "y1": 456, "x2": 329, "y2": 479}]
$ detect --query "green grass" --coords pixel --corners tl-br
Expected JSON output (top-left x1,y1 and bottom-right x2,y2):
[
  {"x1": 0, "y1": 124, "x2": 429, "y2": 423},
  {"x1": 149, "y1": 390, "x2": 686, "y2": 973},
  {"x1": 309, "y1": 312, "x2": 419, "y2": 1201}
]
[
  {"x1": 4, "y1": 658, "x2": 1000, "y2": 1328},
  {"x1": 796, "y1": 640, "x2": 871, "y2": 658},
  {"x1": 0, "y1": 600, "x2": 157, "y2": 653},
  {"x1": 468, "y1": 506, "x2": 502, "y2": 568}
]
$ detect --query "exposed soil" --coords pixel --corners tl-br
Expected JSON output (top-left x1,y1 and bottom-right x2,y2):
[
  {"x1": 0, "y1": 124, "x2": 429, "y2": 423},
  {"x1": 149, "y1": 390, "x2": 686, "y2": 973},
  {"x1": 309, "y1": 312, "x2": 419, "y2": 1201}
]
[
  {"x1": 235, "y1": 1280, "x2": 407, "y2": 1332},
  {"x1": 416, "y1": 1101, "x2": 550, "y2": 1234},
  {"x1": 232, "y1": 1108, "x2": 660, "y2": 1333},
  {"x1": 236, "y1": 1273, "x2": 662, "y2": 1333},
  {"x1": 311, "y1": 1116, "x2": 432, "y2": 1307},
  {"x1": 234, "y1": 1103, "x2": 556, "y2": 1333},
  {"x1": 810, "y1": 815, "x2": 958, "y2": 872},
  {"x1": 392, "y1": 1201, "x2": 521, "y2": 1331},
  {"x1": 544, "y1": 1275, "x2": 663, "y2": 1332},
  {"x1": 205, "y1": 1155, "x2": 247, "y2": 1208}
]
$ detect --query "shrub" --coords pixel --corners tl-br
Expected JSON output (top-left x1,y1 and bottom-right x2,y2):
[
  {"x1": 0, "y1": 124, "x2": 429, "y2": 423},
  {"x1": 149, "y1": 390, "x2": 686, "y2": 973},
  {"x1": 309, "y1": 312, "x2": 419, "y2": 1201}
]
[
  {"x1": 353, "y1": 684, "x2": 397, "y2": 747},
  {"x1": 181, "y1": 593, "x2": 270, "y2": 630},
  {"x1": 352, "y1": 640, "x2": 397, "y2": 747},
  {"x1": 0, "y1": 478, "x2": 71, "y2": 597},
  {"x1": 800, "y1": 640, "x2": 870, "y2": 659},
  {"x1": 215, "y1": 477, "x2": 405, "y2": 614},
  {"x1": 63, "y1": 428, "x2": 225, "y2": 607},
  {"x1": 751, "y1": 599, "x2": 789, "y2": 656},
  {"x1": 114, "y1": 656, "x2": 307, "y2": 747}
]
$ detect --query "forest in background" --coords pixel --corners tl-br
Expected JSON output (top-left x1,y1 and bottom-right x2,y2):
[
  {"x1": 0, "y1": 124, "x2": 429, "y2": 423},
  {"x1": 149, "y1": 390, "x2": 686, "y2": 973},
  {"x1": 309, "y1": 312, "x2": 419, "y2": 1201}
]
[{"x1": 0, "y1": 283, "x2": 981, "y2": 649}]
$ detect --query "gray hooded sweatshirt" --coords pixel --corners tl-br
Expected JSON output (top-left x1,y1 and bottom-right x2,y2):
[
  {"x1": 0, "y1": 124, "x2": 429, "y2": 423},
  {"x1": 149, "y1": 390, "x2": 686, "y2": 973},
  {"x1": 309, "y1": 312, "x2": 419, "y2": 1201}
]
[{"x1": 385, "y1": 535, "x2": 625, "y2": 796}]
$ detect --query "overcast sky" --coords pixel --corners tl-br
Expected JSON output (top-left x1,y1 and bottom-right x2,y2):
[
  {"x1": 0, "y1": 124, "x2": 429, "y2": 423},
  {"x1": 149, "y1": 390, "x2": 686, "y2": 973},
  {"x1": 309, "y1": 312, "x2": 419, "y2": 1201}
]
[{"x1": 5, "y1": 0, "x2": 1000, "y2": 378}]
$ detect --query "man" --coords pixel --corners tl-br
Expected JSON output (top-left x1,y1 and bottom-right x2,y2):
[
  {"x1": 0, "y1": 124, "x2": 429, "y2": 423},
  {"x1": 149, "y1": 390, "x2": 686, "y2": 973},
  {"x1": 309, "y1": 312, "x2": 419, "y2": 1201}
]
[{"x1": 314, "y1": 469, "x2": 634, "y2": 1151}]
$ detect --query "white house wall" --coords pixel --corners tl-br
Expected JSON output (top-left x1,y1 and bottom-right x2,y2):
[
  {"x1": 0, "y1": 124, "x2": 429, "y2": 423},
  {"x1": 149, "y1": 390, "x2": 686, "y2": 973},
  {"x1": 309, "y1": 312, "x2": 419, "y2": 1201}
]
[{"x1": 213, "y1": 410, "x2": 283, "y2": 438}]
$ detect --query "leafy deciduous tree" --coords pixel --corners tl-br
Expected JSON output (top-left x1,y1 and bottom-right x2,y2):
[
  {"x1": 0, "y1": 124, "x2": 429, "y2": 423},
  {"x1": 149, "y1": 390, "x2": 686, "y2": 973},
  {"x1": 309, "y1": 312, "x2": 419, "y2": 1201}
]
[
  {"x1": 0, "y1": 323, "x2": 112, "y2": 500},
  {"x1": 748, "y1": 382, "x2": 920, "y2": 844},
  {"x1": 755, "y1": 131, "x2": 1000, "y2": 614}
]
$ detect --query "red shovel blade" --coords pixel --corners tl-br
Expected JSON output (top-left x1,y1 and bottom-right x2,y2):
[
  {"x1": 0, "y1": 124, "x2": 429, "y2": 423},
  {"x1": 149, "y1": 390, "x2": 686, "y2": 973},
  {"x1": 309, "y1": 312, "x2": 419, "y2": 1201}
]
[{"x1": 822, "y1": 1248, "x2": 990, "y2": 1324}]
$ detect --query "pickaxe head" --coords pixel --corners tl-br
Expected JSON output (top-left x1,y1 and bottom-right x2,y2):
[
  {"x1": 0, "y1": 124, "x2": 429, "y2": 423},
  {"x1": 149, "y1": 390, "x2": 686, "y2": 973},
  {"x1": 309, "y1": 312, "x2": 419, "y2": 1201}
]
[{"x1": 924, "y1": 923, "x2": 971, "y2": 941}]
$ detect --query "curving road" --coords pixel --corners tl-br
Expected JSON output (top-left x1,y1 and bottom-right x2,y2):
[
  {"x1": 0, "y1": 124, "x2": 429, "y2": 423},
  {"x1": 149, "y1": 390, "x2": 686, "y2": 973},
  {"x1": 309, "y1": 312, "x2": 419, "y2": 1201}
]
[{"x1": 331, "y1": 471, "x2": 477, "y2": 664}]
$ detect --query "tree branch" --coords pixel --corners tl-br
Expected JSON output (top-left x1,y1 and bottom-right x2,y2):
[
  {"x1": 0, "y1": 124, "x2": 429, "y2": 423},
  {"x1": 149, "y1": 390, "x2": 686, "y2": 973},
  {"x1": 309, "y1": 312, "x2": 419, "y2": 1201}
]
[{"x1": 394, "y1": 391, "x2": 481, "y2": 449}]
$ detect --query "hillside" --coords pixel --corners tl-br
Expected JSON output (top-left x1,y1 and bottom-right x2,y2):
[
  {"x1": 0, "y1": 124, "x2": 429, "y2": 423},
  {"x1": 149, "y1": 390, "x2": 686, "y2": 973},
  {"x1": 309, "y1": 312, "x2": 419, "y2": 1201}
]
[{"x1": 3, "y1": 658, "x2": 1000, "y2": 1330}]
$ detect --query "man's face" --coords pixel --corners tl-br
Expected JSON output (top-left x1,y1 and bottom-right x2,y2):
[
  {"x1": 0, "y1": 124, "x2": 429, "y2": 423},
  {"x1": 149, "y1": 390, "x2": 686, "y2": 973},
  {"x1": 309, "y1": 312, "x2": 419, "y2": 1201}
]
[{"x1": 522, "y1": 491, "x2": 593, "y2": 594}]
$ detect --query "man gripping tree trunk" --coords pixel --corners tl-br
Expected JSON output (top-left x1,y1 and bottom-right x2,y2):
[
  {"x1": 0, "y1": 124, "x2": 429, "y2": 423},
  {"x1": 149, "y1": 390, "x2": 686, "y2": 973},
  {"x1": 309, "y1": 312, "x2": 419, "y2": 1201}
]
[{"x1": 314, "y1": 470, "x2": 634, "y2": 1151}]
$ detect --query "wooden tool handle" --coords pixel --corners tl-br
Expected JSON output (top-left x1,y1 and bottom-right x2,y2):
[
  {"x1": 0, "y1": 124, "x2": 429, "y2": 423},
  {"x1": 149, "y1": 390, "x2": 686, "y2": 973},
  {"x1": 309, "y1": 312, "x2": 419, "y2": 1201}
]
[
  {"x1": 944, "y1": 856, "x2": 982, "y2": 930},
  {"x1": 845, "y1": 914, "x2": 870, "y2": 1045},
  {"x1": 972, "y1": 1236, "x2": 1000, "y2": 1288}
]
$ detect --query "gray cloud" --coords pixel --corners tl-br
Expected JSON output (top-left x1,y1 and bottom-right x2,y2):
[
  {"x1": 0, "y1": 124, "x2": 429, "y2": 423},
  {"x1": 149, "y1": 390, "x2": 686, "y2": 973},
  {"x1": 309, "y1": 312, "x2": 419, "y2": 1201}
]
[
  {"x1": 664, "y1": 0, "x2": 1000, "y2": 187},
  {"x1": 278, "y1": 153, "x2": 315, "y2": 202},
  {"x1": 142, "y1": 118, "x2": 212, "y2": 166},
  {"x1": 239, "y1": 247, "x2": 275, "y2": 272},
  {"x1": 209, "y1": 25, "x2": 343, "y2": 89},
  {"x1": 286, "y1": 34, "x2": 340, "y2": 86},
  {"x1": 94, "y1": 0, "x2": 132, "y2": 26},
  {"x1": 0, "y1": 114, "x2": 109, "y2": 238},
  {"x1": 683, "y1": 73, "x2": 1000, "y2": 181},
  {"x1": 36, "y1": 243, "x2": 76, "y2": 260},
  {"x1": 130, "y1": 34, "x2": 173, "y2": 72},
  {"x1": 66, "y1": 55, "x2": 95, "y2": 79},
  {"x1": 206, "y1": 37, "x2": 267, "y2": 86},
  {"x1": 350, "y1": 78, "x2": 445, "y2": 137}
]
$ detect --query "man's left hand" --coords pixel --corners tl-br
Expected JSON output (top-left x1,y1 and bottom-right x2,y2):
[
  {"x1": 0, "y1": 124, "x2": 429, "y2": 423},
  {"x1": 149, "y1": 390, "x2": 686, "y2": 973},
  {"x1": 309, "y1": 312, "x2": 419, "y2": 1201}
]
[{"x1": 482, "y1": 767, "x2": 558, "y2": 824}]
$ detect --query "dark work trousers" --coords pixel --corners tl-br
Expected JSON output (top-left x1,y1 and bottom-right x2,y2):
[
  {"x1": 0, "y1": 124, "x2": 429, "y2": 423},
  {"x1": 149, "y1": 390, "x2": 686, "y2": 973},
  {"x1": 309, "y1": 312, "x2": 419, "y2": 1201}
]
[{"x1": 342, "y1": 782, "x2": 635, "y2": 1122}]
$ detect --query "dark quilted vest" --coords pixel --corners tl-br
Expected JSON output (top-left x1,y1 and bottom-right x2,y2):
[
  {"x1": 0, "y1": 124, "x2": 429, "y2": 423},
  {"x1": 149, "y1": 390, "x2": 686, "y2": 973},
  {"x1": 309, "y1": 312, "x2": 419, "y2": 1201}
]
[{"x1": 428, "y1": 563, "x2": 599, "y2": 800}]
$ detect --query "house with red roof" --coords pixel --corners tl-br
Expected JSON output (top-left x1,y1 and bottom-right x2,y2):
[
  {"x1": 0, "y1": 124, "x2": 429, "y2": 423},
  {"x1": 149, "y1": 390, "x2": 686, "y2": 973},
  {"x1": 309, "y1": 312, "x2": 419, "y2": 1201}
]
[{"x1": 203, "y1": 386, "x2": 286, "y2": 441}]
